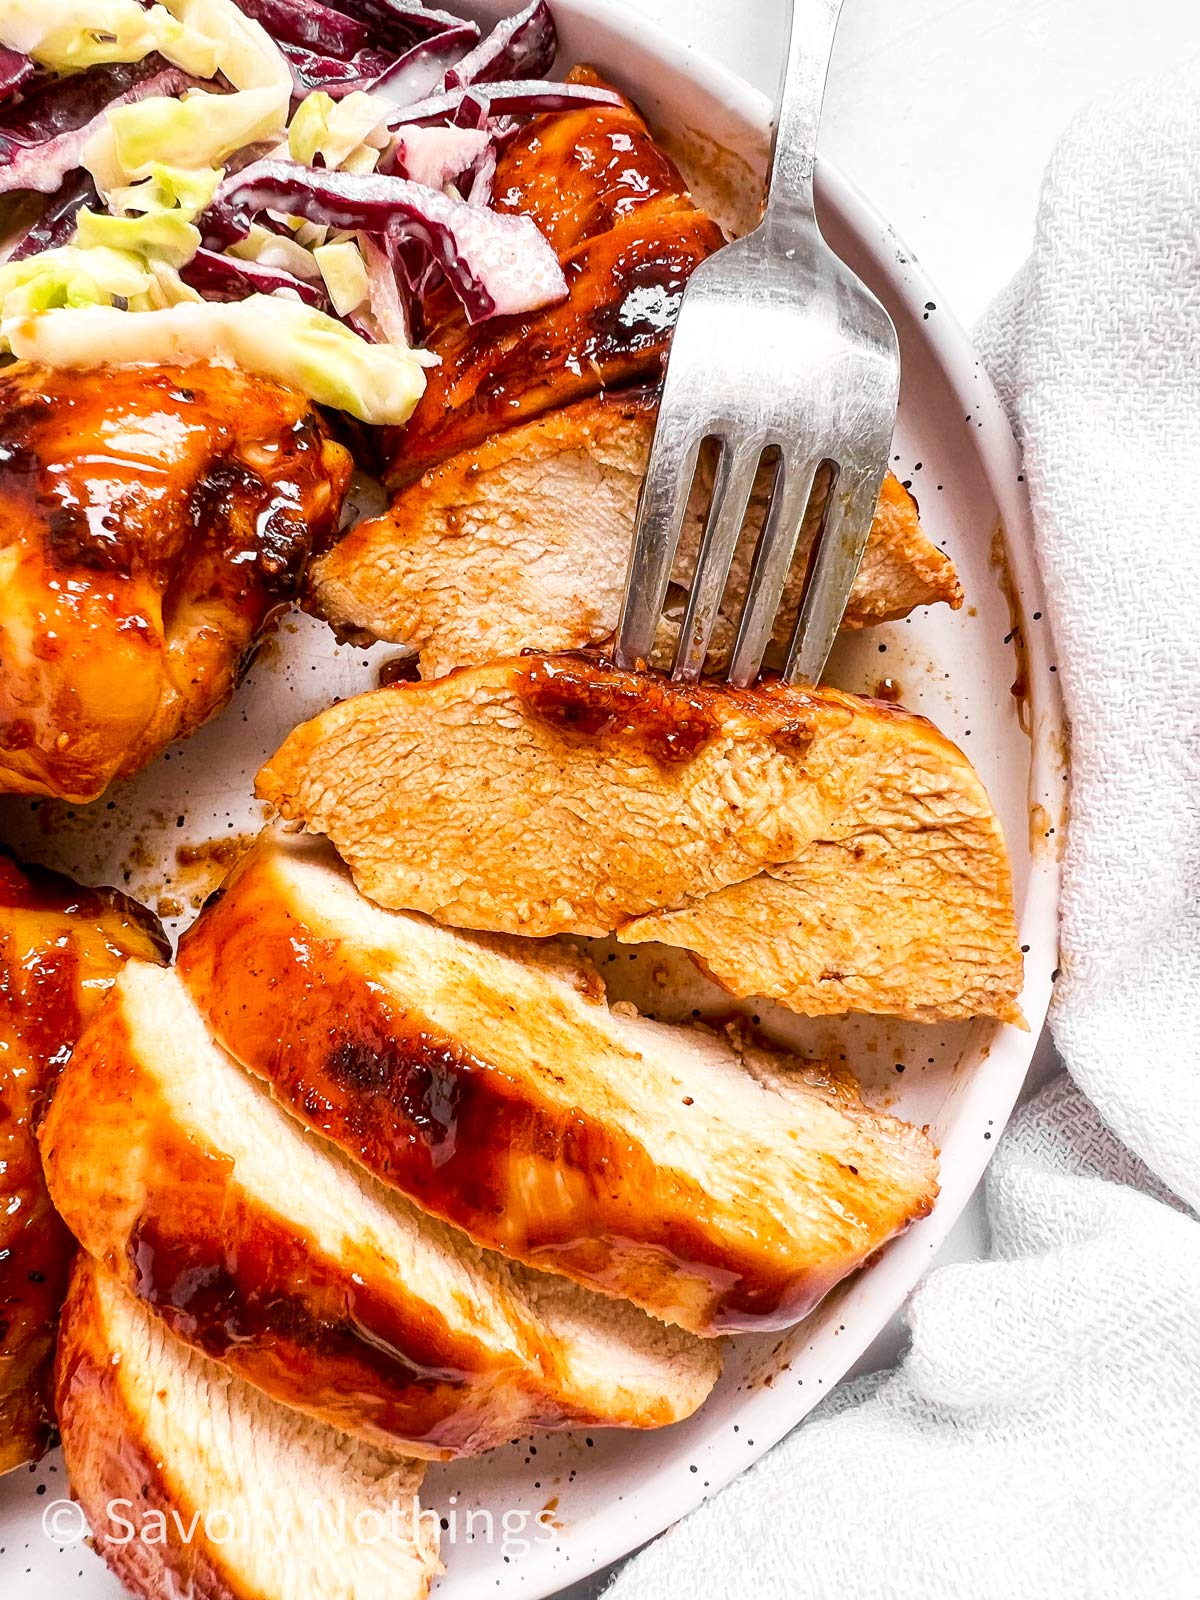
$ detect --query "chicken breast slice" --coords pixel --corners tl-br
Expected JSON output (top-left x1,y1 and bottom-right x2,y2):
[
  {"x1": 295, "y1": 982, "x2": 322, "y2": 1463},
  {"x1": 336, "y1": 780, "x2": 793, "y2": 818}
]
[
  {"x1": 43, "y1": 961, "x2": 720, "y2": 1449},
  {"x1": 620, "y1": 722, "x2": 1027, "y2": 1024},
  {"x1": 310, "y1": 391, "x2": 961, "y2": 679},
  {"x1": 57, "y1": 1255, "x2": 441, "y2": 1600},
  {"x1": 256, "y1": 655, "x2": 1022, "y2": 1025},
  {"x1": 177, "y1": 832, "x2": 939, "y2": 1335}
]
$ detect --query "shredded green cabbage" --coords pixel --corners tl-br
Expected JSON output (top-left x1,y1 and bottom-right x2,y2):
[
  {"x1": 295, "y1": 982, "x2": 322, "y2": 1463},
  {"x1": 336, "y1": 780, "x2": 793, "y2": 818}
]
[
  {"x1": 314, "y1": 239, "x2": 369, "y2": 317},
  {"x1": 288, "y1": 92, "x2": 389, "y2": 174},
  {"x1": 0, "y1": 246, "x2": 150, "y2": 323},
  {"x1": 81, "y1": 0, "x2": 290, "y2": 192},
  {"x1": 0, "y1": 243, "x2": 203, "y2": 339},
  {"x1": 2, "y1": 297, "x2": 436, "y2": 425},
  {"x1": 228, "y1": 224, "x2": 326, "y2": 283},
  {"x1": 0, "y1": 0, "x2": 220, "y2": 75},
  {"x1": 107, "y1": 90, "x2": 283, "y2": 183},
  {"x1": 74, "y1": 207, "x2": 201, "y2": 269},
  {"x1": 107, "y1": 163, "x2": 225, "y2": 223}
]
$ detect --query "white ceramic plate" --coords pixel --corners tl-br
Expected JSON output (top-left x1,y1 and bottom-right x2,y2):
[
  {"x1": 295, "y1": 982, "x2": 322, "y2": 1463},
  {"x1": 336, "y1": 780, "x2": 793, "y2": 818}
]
[{"x1": 0, "y1": 4, "x2": 1067, "y2": 1596}]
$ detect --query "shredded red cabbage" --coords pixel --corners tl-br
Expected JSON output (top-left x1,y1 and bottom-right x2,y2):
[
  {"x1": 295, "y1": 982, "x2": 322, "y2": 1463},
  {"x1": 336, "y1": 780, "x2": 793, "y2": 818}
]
[
  {"x1": 362, "y1": 24, "x2": 476, "y2": 105},
  {"x1": 0, "y1": 61, "x2": 201, "y2": 195},
  {"x1": 318, "y1": 0, "x2": 477, "y2": 52},
  {"x1": 391, "y1": 124, "x2": 490, "y2": 188},
  {"x1": 1, "y1": 55, "x2": 171, "y2": 147},
  {"x1": 229, "y1": 0, "x2": 370, "y2": 55},
  {"x1": 466, "y1": 140, "x2": 497, "y2": 208},
  {"x1": 446, "y1": 0, "x2": 555, "y2": 89},
  {"x1": 385, "y1": 77, "x2": 620, "y2": 128},
  {"x1": 180, "y1": 246, "x2": 329, "y2": 307},
  {"x1": 204, "y1": 157, "x2": 567, "y2": 321},
  {"x1": 280, "y1": 40, "x2": 394, "y2": 98},
  {"x1": 0, "y1": 45, "x2": 35, "y2": 107},
  {"x1": 452, "y1": 88, "x2": 490, "y2": 129},
  {"x1": 8, "y1": 169, "x2": 99, "y2": 258}
]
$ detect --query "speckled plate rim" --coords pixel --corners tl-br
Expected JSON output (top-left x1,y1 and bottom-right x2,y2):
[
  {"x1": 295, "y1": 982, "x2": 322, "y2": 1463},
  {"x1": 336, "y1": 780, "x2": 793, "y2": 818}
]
[{"x1": 442, "y1": 1, "x2": 1067, "y2": 1592}]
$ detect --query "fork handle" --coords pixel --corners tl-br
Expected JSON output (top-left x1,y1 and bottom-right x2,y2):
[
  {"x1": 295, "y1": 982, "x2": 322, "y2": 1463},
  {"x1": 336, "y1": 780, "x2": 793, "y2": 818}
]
[{"x1": 765, "y1": 0, "x2": 845, "y2": 226}]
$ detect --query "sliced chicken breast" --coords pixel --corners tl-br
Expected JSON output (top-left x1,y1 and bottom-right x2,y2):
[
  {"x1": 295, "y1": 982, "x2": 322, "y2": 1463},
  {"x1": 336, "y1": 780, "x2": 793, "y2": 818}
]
[
  {"x1": 256, "y1": 654, "x2": 1022, "y2": 1024},
  {"x1": 310, "y1": 392, "x2": 961, "y2": 678},
  {"x1": 57, "y1": 1255, "x2": 441, "y2": 1600},
  {"x1": 0, "y1": 852, "x2": 167, "y2": 1477},
  {"x1": 177, "y1": 833, "x2": 940, "y2": 1336},
  {"x1": 620, "y1": 718, "x2": 1027, "y2": 1023},
  {"x1": 42, "y1": 961, "x2": 719, "y2": 1452}
]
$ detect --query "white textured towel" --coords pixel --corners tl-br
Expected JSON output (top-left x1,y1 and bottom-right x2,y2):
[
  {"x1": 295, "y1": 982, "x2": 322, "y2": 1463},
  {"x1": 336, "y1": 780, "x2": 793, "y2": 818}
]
[{"x1": 608, "y1": 75, "x2": 1200, "y2": 1600}]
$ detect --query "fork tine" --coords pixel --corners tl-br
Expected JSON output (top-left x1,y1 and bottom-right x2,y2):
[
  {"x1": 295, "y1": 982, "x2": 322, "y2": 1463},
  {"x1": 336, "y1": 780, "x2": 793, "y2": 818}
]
[
  {"x1": 783, "y1": 461, "x2": 888, "y2": 685},
  {"x1": 727, "y1": 451, "x2": 819, "y2": 688},
  {"x1": 672, "y1": 439, "x2": 763, "y2": 682},
  {"x1": 614, "y1": 415, "x2": 702, "y2": 670}
]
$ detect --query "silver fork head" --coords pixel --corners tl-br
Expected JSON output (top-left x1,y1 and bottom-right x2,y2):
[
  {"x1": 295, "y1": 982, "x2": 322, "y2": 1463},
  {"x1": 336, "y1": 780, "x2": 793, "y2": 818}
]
[
  {"x1": 615, "y1": 0, "x2": 900, "y2": 688},
  {"x1": 614, "y1": 225, "x2": 900, "y2": 686}
]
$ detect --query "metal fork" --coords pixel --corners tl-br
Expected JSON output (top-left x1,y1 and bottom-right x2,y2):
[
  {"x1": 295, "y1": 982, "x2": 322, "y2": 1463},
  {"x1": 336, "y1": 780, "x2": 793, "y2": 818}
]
[{"x1": 615, "y1": 0, "x2": 900, "y2": 687}]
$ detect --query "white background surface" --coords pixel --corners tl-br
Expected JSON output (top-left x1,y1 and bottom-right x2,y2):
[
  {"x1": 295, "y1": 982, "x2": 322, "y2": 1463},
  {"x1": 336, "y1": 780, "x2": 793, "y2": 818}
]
[{"x1": 563, "y1": 0, "x2": 1200, "y2": 1589}]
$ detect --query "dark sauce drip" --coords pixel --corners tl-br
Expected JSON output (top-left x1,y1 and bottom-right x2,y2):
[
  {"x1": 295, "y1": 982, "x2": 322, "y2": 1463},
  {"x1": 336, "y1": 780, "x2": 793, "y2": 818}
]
[
  {"x1": 377, "y1": 654, "x2": 422, "y2": 688},
  {"x1": 769, "y1": 716, "x2": 818, "y2": 757},
  {"x1": 127, "y1": 1209, "x2": 465, "y2": 1389},
  {"x1": 515, "y1": 657, "x2": 719, "y2": 766},
  {"x1": 44, "y1": 502, "x2": 134, "y2": 572}
]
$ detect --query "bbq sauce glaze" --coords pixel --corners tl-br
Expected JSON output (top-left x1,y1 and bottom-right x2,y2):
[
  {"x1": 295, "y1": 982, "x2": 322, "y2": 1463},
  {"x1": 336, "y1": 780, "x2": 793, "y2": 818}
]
[
  {"x1": 0, "y1": 853, "x2": 166, "y2": 1474},
  {"x1": 177, "y1": 842, "x2": 914, "y2": 1336},
  {"x1": 0, "y1": 362, "x2": 351, "y2": 801},
  {"x1": 386, "y1": 68, "x2": 724, "y2": 487}
]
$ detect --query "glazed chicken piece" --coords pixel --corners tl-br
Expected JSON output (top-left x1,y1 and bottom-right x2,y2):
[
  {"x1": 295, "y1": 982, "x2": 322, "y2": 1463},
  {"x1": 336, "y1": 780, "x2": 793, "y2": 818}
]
[
  {"x1": 386, "y1": 69, "x2": 720, "y2": 480},
  {"x1": 43, "y1": 959, "x2": 719, "y2": 1446},
  {"x1": 176, "y1": 833, "x2": 939, "y2": 1335},
  {"x1": 308, "y1": 71, "x2": 961, "y2": 677},
  {"x1": 257, "y1": 655, "x2": 1024, "y2": 1025},
  {"x1": 0, "y1": 362, "x2": 352, "y2": 802},
  {"x1": 57, "y1": 1257, "x2": 441, "y2": 1600},
  {"x1": 0, "y1": 851, "x2": 167, "y2": 1475}
]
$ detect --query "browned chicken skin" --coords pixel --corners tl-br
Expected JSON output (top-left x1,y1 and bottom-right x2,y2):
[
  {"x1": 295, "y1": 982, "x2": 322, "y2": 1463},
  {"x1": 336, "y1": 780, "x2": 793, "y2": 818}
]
[
  {"x1": 0, "y1": 362, "x2": 352, "y2": 802},
  {"x1": 0, "y1": 852, "x2": 167, "y2": 1474}
]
